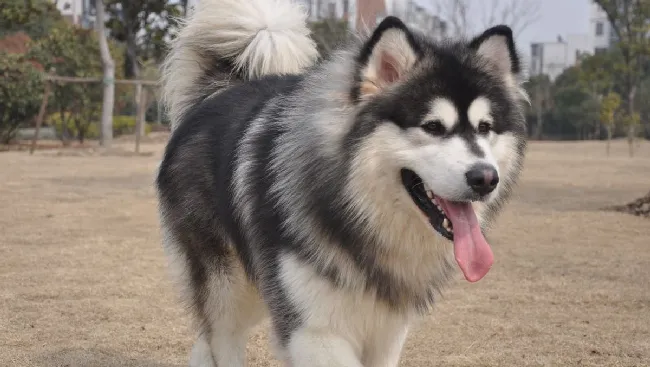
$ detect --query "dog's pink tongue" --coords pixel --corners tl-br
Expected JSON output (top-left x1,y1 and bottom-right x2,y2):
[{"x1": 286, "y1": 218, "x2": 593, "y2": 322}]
[{"x1": 439, "y1": 200, "x2": 494, "y2": 282}]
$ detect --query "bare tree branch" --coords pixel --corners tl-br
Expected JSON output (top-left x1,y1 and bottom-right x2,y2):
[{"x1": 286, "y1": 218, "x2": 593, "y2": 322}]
[
  {"x1": 432, "y1": 0, "x2": 472, "y2": 37},
  {"x1": 430, "y1": 0, "x2": 541, "y2": 38},
  {"x1": 481, "y1": 0, "x2": 541, "y2": 37}
]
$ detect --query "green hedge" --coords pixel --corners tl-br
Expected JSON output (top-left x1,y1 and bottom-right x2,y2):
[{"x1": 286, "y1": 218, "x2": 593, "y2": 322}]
[{"x1": 49, "y1": 113, "x2": 151, "y2": 141}]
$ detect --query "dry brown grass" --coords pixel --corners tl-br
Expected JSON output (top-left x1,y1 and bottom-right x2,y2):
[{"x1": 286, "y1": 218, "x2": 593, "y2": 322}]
[{"x1": 1, "y1": 138, "x2": 649, "y2": 367}]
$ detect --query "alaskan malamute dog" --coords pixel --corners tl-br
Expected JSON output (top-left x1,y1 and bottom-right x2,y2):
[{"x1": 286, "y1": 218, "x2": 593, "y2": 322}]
[{"x1": 156, "y1": 0, "x2": 528, "y2": 365}]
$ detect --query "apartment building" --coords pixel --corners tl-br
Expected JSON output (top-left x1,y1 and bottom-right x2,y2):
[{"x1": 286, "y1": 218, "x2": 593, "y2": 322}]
[{"x1": 53, "y1": 0, "x2": 96, "y2": 28}]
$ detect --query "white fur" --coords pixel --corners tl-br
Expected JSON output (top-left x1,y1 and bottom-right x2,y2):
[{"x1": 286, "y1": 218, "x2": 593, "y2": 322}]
[
  {"x1": 424, "y1": 98, "x2": 459, "y2": 130},
  {"x1": 467, "y1": 96, "x2": 493, "y2": 127},
  {"x1": 359, "y1": 28, "x2": 418, "y2": 98},
  {"x1": 346, "y1": 124, "x2": 457, "y2": 291},
  {"x1": 161, "y1": 0, "x2": 318, "y2": 130},
  {"x1": 476, "y1": 35, "x2": 513, "y2": 76},
  {"x1": 162, "y1": 217, "x2": 266, "y2": 367},
  {"x1": 280, "y1": 253, "x2": 414, "y2": 367}
]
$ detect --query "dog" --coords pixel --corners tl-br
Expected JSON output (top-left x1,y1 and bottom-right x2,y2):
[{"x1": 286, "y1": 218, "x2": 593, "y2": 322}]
[{"x1": 156, "y1": 0, "x2": 528, "y2": 365}]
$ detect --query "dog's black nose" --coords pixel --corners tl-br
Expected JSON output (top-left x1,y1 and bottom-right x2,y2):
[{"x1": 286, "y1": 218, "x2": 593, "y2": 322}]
[{"x1": 465, "y1": 163, "x2": 499, "y2": 196}]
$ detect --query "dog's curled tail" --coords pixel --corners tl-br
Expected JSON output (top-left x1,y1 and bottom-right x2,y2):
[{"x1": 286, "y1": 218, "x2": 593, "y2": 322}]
[{"x1": 161, "y1": 0, "x2": 319, "y2": 130}]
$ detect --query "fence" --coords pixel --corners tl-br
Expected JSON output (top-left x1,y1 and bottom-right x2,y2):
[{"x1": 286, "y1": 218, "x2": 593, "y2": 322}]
[{"x1": 30, "y1": 74, "x2": 161, "y2": 155}]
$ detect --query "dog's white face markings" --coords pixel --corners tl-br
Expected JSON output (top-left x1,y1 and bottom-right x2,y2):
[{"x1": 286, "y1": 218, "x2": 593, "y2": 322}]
[
  {"x1": 400, "y1": 133, "x2": 484, "y2": 200},
  {"x1": 467, "y1": 96, "x2": 493, "y2": 128},
  {"x1": 423, "y1": 98, "x2": 458, "y2": 130}
]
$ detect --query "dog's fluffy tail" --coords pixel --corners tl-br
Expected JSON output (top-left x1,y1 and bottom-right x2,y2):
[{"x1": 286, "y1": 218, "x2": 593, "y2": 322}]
[{"x1": 161, "y1": 0, "x2": 319, "y2": 130}]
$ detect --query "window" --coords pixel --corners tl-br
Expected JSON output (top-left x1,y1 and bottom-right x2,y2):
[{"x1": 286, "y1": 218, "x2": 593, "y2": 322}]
[
  {"x1": 595, "y1": 22, "x2": 604, "y2": 36},
  {"x1": 531, "y1": 44, "x2": 539, "y2": 57},
  {"x1": 328, "y1": 2, "x2": 336, "y2": 18}
]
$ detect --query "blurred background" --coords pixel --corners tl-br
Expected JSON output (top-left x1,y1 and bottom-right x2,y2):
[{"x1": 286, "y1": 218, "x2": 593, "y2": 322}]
[{"x1": 1, "y1": 0, "x2": 649, "y2": 148}]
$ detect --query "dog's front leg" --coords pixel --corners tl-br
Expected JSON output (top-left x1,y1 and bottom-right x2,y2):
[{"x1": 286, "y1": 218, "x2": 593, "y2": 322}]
[
  {"x1": 285, "y1": 328, "x2": 363, "y2": 367},
  {"x1": 362, "y1": 321, "x2": 409, "y2": 367}
]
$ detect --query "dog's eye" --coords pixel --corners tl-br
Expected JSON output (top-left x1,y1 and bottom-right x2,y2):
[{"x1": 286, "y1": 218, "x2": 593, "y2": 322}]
[
  {"x1": 422, "y1": 120, "x2": 446, "y2": 136},
  {"x1": 477, "y1": 121, "x2": 492, "y2": 135}
]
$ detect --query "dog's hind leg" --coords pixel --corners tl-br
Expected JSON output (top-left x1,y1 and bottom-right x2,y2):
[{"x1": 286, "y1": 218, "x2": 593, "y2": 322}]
[
  {"x1": 161, "y1": 226, "x2": 265, "y2": 367},
  {"x1": 196, "y1": 259, "x2": 266, "y2": 367}
]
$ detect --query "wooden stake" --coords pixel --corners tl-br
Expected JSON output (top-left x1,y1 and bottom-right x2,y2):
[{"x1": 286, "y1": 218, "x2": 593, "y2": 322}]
[
  {"x1": 30, "y1": 81, "x2": 51, "y2": 155},
  {"x1": 135, "y1": 85, "x2": 148, "y2": 154}
]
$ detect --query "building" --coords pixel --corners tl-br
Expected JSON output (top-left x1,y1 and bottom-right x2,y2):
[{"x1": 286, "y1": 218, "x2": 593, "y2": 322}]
[
  {"x1": 53, "y1": 0, "x2": 96, "y2": 28},
  {"x1": 590, "y1": 2, "x2": 617, "y2": 53},
  {"x1": 301, "y1": 0, "x2": 446, "y2": 37},
  {"x1": 529, "y1": 34, "x2": 592, "y2": 81},
  {"x1": 529, "y1": 1, "x2": 618, "y2": 80}
]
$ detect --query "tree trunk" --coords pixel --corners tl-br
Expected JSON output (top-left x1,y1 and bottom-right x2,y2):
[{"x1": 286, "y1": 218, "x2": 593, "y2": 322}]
[
  {"x1": 628, "y1": 86, "x2": 637, "y2": 157},
  {"x1": 606, "y1": 126, "x2": 612, "y2": 156},
  {"x1": 135, "y1": 83, "x2": 145, "y2": 137},
  {"x1": 534, "y1": 82, "x2": 544, "y2": 140},
  {"x1": 95, "y1": 0, "x2": 114, "y2": 148},
  {"x1": 135, "y1": 86, "x2": 148, "y2": 153},
  {"x1": 30, "y1": 81, "x2": 51, "y2": 155}
]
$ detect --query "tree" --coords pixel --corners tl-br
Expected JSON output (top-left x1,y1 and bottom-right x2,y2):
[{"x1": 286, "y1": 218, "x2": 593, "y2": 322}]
[
  {"x1": 0, "y1": 52, "x2": 43, "y2": 144},
  {"x1": 431, "y1": 0, "x2": 541, "y2": 38},
  {"x1": 621, "y1": 111, "x2": 641, "y2": 156},
  {"x1": 105, "y1": 0, "x2": 180, "y2": 136},
  {"x1": 0, "y1": 0, "x2": 65, "y2": 39},
  {"x1": 180, "y1": 0, "x2": 190, "y2": 17},
  {"x1": 553, "y1": 66, "x2": 601, "y2": 140},
  {"x1": 29, "y1": 26, "x2": 102, "y2": 143},
  {"x1": 526, "y1": 74, "x2": 553, "y2": 139},
  {"x1": 95, "y1": 0, "x2": 114, "y2": 148},
  {"x1": 600, "y1": 91, "x2": 622, "y2": 155},
  {"x1": 431, "y1": 0, "x2": 471, "y2": 38},
  {"x1": 308, "y1": 19, "x2": 349, "y2": 58},
  {"x1": 576, "y1": 51, "x2": 620, "y2": 139},
  {"x1": 28, "y1": 23, "x2": 124, "y2": 143},
  {"x1": 478, "y1": 0, "x2": 541, "y2": 37},
  {"x1": 593, "y1": 0, "x2": 650, "y2": 156}
]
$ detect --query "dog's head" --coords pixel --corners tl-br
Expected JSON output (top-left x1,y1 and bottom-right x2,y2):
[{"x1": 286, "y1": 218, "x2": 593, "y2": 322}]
[{"x1": 345, "y1": 17, "x2": 528, "y2": 282}]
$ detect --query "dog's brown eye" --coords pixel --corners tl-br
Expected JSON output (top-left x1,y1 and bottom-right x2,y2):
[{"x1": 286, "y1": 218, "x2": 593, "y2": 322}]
[
  {"x1": 477, "y1": 121, "x2": 492, "y2": 135},
  {"x1": 422, "y1": 120, "x2": 446, "y2": 136}
]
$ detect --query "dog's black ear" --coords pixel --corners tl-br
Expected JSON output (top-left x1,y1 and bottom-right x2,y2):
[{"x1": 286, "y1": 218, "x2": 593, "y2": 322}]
[
  {"x1": 469, "y1": 25, "x2": 521, "y2": 75},
  {"x1": 352, "y1": 17, "x2": 421, "y2": 101}
]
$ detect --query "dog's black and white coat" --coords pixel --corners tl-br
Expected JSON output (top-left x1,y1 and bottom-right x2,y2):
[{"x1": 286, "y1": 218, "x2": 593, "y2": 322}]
[{"x1": 156, "y1": 0, "x2": 528, "y2": 365}]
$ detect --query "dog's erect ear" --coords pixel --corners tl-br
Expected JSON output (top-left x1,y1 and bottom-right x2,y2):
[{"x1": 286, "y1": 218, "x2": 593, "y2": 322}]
[
  {"x1": 469, "y1": 25, "x2": 521, "y2": 75},
  {"x1": 352, "y1": 17, "x2": 421, "y2": 101}
]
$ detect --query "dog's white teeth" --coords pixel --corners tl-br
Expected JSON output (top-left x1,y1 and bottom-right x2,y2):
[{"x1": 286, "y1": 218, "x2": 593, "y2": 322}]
[
  {"x1": 442, "y1": 218, "x2": 453, "y2": 232},
  {"x1": 426, "y1": 190, "x2": 433, "y2": 199}
]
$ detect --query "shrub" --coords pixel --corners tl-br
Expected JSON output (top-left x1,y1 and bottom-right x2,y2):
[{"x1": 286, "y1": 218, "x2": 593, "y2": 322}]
[
  {"x1": 49, "y1": 112, "x2": 99, "y2": 142},
  {"x1": 0, "y1": 52, "x2": 43, "y2": 143},
  {"x1": 113, "y1": 115, "x2": 152, "y2": 136},
  {"x1": 50, "y1": 114, "x2": 151, "y2": 141}
]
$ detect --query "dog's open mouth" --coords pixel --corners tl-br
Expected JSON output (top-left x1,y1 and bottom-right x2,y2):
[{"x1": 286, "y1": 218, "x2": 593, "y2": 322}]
[
  {"x1": 400, "y1": 169, "x2": 453, "y2": 240},
  {"x1": 400, "y1": 168, "x2": 494, "y2": 283}
]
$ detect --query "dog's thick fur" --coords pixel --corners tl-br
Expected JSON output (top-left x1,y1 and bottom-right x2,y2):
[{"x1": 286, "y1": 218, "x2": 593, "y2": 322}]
[{"x1": 156, "y1": 0, "x2": 528, "y2": 365}]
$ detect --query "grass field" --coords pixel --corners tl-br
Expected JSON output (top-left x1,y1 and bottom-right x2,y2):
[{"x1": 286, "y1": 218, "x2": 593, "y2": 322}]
[{"x1": 1, "y1": 137, "x2": 649, "y2": 367}]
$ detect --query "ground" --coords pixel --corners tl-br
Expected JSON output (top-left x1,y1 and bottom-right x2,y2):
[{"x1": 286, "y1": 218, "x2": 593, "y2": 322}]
[{"x1": 1, "y1": 137, "x2": 649, "y2": 367}]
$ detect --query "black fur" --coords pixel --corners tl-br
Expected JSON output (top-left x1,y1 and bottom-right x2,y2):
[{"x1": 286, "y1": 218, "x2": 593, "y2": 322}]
[
  {"x1": 469, "y1": 25, "x2": 521, "y2": 74},
  {"x1": 157, "y1": 75, "x2": 305, "y2": 343}
]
